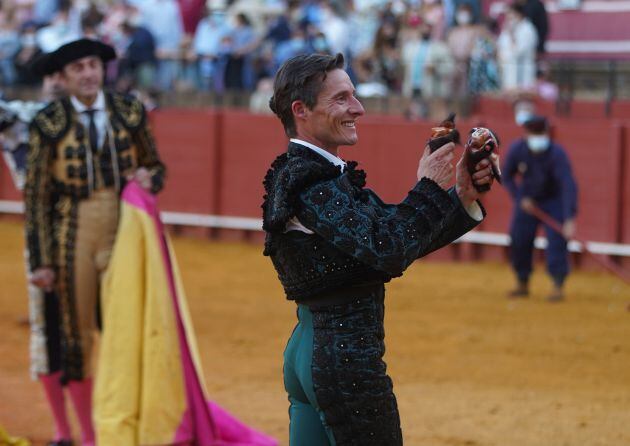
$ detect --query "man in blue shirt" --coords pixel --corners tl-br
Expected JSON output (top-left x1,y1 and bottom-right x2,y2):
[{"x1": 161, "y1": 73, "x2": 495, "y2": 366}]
[{"x1": 503, "y1": 116, "x2": 578, "y2": 302}]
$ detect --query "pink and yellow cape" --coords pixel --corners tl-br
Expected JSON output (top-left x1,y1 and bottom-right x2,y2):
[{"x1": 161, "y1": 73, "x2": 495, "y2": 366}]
[{"x1": 94, "y1": 182, "x2": 278, "y2": 446}]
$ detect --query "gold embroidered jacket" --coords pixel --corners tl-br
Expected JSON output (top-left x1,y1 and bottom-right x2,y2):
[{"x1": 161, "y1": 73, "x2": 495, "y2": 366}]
[{"x1": 24, "y1": 91, "x2": 166, "y2": 271}]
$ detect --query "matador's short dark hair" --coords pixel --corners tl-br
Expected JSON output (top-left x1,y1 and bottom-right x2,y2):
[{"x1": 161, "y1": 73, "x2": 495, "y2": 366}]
[{"x1": 269, "y1": 53, "x2": 345, "y2": 138}]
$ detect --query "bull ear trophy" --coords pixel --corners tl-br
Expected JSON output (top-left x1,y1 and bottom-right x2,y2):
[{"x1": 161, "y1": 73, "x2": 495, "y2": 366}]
[
  {"x1": 428, "y1": 113, "x2": 460, "y2": 153},
  {"x1": 465, "y1": 127, "x2": 502, "y2": 193}
]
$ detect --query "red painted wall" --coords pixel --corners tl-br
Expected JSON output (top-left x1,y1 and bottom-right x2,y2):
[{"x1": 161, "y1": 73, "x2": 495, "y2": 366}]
[
  {"x1": 147, "y1": 108, "x2": 629, "y2": 250},
  {"x1": 2, "y1": 107, "x2": 629, "y2": 268},
  {"x1": 153, "y1": 109, "x2": 221, "y2": 214},
  {"x1": 0, "y1": 165, "x2": 20, "y2": 201},
  {"x1": 218, "y1": 110, "x2": 286, "y2": 218}
]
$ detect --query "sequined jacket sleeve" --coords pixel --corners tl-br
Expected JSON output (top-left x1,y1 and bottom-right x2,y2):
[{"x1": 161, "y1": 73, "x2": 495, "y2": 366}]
[
  {"x1": 131, "y1": 113, "x2": 166, "y2": 194},
  {"x1": 296, "y1": 175, "x2": 483, "y2": 277},
  {"x1": 24, "y1": 123, "x2": 54, "y2": 271},
  {"x1": 110, "y1": 93, "x2": 166, "y2": 194}
]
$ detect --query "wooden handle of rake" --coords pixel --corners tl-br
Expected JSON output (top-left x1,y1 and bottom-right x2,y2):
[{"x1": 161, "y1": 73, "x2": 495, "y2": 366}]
[{"x1": 528, "y1": 204, "x2": 630, "y2": 286}]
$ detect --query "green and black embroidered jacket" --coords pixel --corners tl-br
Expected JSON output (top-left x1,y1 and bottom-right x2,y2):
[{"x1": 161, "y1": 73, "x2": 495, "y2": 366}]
[
  {"x1": 24, "y1": 91, "x2": 166, "y2": 271},
  {"x1": 262, "y1": 142, "x2": 484, "y2": 302}
]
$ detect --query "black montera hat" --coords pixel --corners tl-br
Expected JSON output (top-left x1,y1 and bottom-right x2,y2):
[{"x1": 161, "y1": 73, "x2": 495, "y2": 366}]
[
  {"x1": 31, "y1": 38, "x2": 116, "y2": 77},
  {"x1": 523, "y1": 115, "x2": 548, "y2": 133},
  {"x1": 30, "y1": 52, "x2": 55, "y2": 77}
]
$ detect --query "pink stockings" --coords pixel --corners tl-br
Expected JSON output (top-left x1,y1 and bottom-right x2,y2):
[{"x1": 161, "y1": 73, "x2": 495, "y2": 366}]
[
  {"x1": 68, "y1": 378, "x2": 95, "y2": 446},
  {"x1": 39, "y1": 372, "x2": 71, "y2": 442},
  {"x1": 39, "y1": 373, "x2": 95, "y2": 446}
]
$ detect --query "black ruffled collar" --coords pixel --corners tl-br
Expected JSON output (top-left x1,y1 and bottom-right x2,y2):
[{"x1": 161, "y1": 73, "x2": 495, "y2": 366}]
[
  {"x1": 287, "y1": 141, "x2": 338, "y2": 165},
  {"x1": 262, "y1": 142, "x2": 367, "y2": 235},
  {"x1": 287, "y1": 142, "x2": 366, "y2": 189}
]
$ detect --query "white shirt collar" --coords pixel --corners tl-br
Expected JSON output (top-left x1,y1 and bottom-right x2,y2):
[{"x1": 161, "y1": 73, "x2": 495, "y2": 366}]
[
  {"x1": 70, "y1": 90, "x2": 106, "y2": 113},
  {"x1": 290, "y1": 138, "x2": 346, "y2": 168}
]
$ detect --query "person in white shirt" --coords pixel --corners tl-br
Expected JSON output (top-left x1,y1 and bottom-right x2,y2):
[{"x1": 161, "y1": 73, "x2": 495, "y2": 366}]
[
  {"x1": 190, "y1": 7, "x2": 230, "y2": 91},
  {"x1": 497, "y1": 2, "x2": 538, "y2": 92}
]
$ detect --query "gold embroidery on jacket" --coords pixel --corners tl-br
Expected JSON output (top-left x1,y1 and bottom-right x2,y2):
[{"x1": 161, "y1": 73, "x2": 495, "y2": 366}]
[
  {"x1": 33, "y1": 101, "x2": 68, "y2": 140},
  {"x1": 112, "y1": 94, "x2": 143, "y2": 129}
]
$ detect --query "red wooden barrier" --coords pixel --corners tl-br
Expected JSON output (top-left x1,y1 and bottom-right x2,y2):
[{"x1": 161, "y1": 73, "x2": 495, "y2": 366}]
[
  {"x1": 0, "y1": 160, "x2": 20, "y2": 201},
  {"x1": 218, "y1": 110, "x2": 286, "y2": 218},
  {"x1": 563, "y1": 101, "x2": 608, "y2": 120},
  {"x1": 152, "y1": 108, "x2": 220, "y2": 214},
  {"x1": 622, "y1": 125, "x2": 630, "y2": 245},
  {"x1": 1, "y1": 107, "x2": 628, "y2": 270},
  {"x1": 611, "y1": 101, "x2": 630, "y2": 121},
  {"x1": 622, "y1": 126, "x2": 630, "y2": 269},
  {"x1": 552, "y1": 118, "x2": 622, "y2": 243}
]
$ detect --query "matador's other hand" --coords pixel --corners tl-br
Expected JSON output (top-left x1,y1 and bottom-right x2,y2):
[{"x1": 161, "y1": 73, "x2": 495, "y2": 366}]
[
  {"x1": 417, "y1": 142, "x2": 455, "y2": 189},
  {"x1": 456, "y1": 148, "x2": 493, "y2": 208},
  {"x1": 31, "y1": 267, "x2": 55, "y2": 292},
  {"x1": 128, "y1": 167, "x2": 152, "y2": 191}
]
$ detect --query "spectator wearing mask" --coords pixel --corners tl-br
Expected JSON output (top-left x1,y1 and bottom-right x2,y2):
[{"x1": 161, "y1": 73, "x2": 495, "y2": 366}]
[
  {"x1": 274, "y1": 26, "x2": 311, "y2": 74},
  {"x1": 80, "y1": 4, "x2": 105, "y2": 38},
  {"x1": 353, "y1": 19, "x2": 403, "y2": 96},
  {"x1": 444, "y1": 0, "x2": 481, "y2": 27},
  {"x1": 190, "y1": 6, "x2": 230, "y2": 91},
  {"x1": 402, "y1": 22, "x2": 454, "y2": 118},
  {"x1": 139, "y1": 0, "x2": 184, "y2": 90},
  {"x1": 467, "y1": 17, "x2": 500, "y2": 95},
  {"x1": 345, "y1": 0, "x2": 379, "y2": 65},
  {"x1": 310, "y1": 30, "x2": 331, "y2": 55},
  {"x1": 262, "y1": 8, "x2": 292, "y2": 47},
  {"x1": 497, "y1": 2, "x2": 537, "y2": 92},
  {"x1": 14, "y1": 21, "x2": 42, "y2": 86},
  {"x1": 100, "y1": 2, "x2": 141, "y2": 51},
  {"x1": 0, "y1": 10, "x2": 20, "y2": 86},
  {"x1": 515, "y1": 0, "x2": 548, "y2": 57},
  {"x1": 446, "y1": 3, "x2": 482, "y2": 105},
  {"x1": 223, "y1": 12, "x2": 257, "y2": 92},
  {"x1": 119, "y1": 20, "x2": 157, "y2": 89},
  {"x1": 423, "y1": 0, "x2": 447, "y2": 40},
  {"x1": 36, "y1": 2, "x2": 81, "y2": 53},
  {"x1": 318, "y1": 0, "x2": 349, "y2": 56}
]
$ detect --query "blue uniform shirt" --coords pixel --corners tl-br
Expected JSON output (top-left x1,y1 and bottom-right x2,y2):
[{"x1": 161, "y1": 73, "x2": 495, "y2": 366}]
[{"x1": 502, "y1": 138, "x2": 578, "y2": 220}]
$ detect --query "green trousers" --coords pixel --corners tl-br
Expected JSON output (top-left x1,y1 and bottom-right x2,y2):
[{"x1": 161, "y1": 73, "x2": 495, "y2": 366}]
[{"x1": 284, "y1": 305, "x2": 336, "y2": 446}]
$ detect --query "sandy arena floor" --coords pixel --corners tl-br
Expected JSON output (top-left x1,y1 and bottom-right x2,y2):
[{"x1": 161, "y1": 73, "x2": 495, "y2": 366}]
[{"x1": 0, "y1": 219, "x2": 629, "y2": 446}]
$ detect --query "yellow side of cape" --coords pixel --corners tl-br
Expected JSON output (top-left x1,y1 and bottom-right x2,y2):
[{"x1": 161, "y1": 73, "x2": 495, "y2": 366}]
[{"x1": 94, "y1": 200, "x2": 188, "y2": 446}]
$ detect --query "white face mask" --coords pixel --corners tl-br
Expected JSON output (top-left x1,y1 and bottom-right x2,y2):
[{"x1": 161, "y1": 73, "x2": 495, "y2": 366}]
[
  {"x1": 456, "y1": 11, "x2": 472, "y2": 25},
  {"x1": 211, "y1": 11, "x2": 226, "y2": 26},
  {"x1": 527, "y1": 135, "x2": 550, "y2": 152}
]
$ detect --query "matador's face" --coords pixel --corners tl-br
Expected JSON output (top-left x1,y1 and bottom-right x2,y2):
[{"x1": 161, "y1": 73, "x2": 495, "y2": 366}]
[
  {"x1": 298, "y1": 69, "x2": 365, "y2": 152},
  {"x1": 62, "y1": 55, "x2": 104, "y2": 101}
]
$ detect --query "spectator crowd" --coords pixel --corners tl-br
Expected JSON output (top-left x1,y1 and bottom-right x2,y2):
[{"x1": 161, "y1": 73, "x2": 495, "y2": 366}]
[{"x1": 0, "y1": 0, "x2": 554, "y2": 116}]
